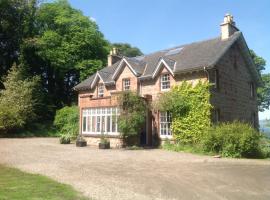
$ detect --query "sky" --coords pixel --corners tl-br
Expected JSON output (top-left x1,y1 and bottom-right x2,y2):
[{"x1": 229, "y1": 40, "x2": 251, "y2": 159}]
[{"x1": 67, "y1": 0, "x2": 270, "y2": 120}]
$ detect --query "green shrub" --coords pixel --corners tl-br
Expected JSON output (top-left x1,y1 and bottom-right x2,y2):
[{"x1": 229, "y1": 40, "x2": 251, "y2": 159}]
[
  {"x1": 54, "y1": 106, "x2": 79, "y2": 137},
  {"x1": 100, "y1": 133, "x2": 110, "y2": 145},
  {"x1": 259, "y1": 136, "x2": 270, "y2": 158},
  {"x1": 117, "y1": 91, "x2": 146, "y2": 145},
  {"x1": 0, "y1": 65, "x2": 41, "y2": 133},
  {"x1": 59, "y1": 134, "x2": 71, "y2": 144},
  {"x1": 202, "y1": 122, "x2": 261, "y2": 158}
]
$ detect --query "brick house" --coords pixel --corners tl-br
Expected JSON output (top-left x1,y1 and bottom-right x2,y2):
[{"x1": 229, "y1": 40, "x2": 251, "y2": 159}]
[{"x1": 74, "y1": 14, "x2": 260, "y2": 147}]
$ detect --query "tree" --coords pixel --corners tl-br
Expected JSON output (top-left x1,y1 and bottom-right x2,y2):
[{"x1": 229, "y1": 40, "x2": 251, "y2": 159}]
[
  {"x1": 112, "y1": 43, "x2": 143, "y2": 57},
  {"x1": 0, "y1": 0, "x2": 37, "y2": 80},
  {"x1": 250, "y1": 50, "x2": 270, "y2": 111},
  {"x1": 20, "y1": 0, "x2": 110, "y2": 109},
  {"x1": 0, "y1": 65, "x2": 40, "y2": 133},
  {"x1": 257, "y1": 74, "x2": 270, "y2": 111},
  {"x1": 117, "y1": 91, "x2": 146, "y2": 145}
]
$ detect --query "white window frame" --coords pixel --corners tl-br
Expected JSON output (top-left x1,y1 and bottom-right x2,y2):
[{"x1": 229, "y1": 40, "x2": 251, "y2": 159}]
[
  {"x1": 82, "y1": 107, "x2": 119, "y2": 135},
  {"x1": 123, "y1": 79, "x2": 130, "y2": 91},
  {"x1": 160, "y1": 74, "x2": 170, "y2": 91},
  {"x1": 98, "y1": 84, "x2": 104, "y2": 97},
  {"x1": 159, "y1": 111, "x2": 172, "y2": 138}
]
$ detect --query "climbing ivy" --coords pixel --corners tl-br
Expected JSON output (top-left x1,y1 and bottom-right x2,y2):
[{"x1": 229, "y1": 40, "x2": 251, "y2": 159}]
[{"x1": 154, "y1": 81, "x2": 212, "y2": 144}]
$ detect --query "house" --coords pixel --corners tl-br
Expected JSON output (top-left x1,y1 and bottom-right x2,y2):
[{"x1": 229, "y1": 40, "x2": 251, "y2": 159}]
[{"x1": 74, "y1": 14, "x2": 260, "y2": 147}]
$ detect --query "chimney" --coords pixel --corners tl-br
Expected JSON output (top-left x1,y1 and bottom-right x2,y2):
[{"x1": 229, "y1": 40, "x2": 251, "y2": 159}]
[
  {"x1": 107, "y1": 47, "x2": 121, "y2": 66},
  {"x1": 220, "y1": 13, "x2": 239, "y2": 40}
]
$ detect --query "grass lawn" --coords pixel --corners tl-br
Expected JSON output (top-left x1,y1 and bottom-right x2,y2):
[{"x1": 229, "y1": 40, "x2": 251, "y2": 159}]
[{"x1": 0, "y1": 165, "x2": 88, "y2": 200}]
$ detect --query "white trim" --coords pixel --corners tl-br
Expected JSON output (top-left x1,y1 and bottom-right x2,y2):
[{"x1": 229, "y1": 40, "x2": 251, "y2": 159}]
[
  {"x1": 152, "y1": 58, "x2": 174, "y2": 78},
  {"x1": 90, "y1": 73, "x2": 104, "y2": 89},
  {"x1": 112, "y1": 58, "x2": 138, "y2": 80},
  {"x1": 159, "y1": 111, "x2": 172, "y2": 139},
  {"x1": 81, "y1": 107, "x2": 120, "y2": 136}
]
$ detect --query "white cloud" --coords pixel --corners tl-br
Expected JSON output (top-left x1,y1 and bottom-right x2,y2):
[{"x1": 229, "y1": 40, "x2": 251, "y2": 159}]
[{"x1": 90, "y1": 17, "x2": 96, "y2": 22}]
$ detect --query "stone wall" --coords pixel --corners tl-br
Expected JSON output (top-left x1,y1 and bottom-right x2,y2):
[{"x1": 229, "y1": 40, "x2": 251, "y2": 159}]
[{"x1": 210, "y1": 44, "x2": 258, "y2": 127}]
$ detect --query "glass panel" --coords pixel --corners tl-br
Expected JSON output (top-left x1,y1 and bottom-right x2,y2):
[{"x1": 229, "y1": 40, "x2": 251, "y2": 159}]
[
  {"x1": 92, "y1": 116, "x2": 96, "y2": 132},
  {"x1": 107, "y1": 116, "x2": 111, "y2": 132},
  {"x1": 87, "y1": 116, "x2": 91, "y2": 132},
  {"x1": 96, "y1": 116, "x2": 100, "y2": 132},
  {"x1": 112, "y1": 115, "x2": 116, "y2": 132},
  {"x1": 83, "y1": 116, "x2": 87, "y2": 132},
  {"x1": 101, "y1": 116, "x2": 105, "y2": 133}
]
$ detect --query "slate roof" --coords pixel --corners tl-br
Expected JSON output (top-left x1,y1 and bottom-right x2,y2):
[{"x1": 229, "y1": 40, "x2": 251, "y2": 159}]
[{"x1": 74, "y1": 31, "x2": 242, "y2": 91}]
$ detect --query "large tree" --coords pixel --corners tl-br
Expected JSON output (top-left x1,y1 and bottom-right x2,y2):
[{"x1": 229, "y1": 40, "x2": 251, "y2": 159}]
[
  {"x1": 112, "y1": 43, "x2": 143, "y2": 57},
  {"x1": 20, "y1": 0, "x2": 110, "y2": 108},
  {"x1": 250, "y1": 50, "x2": 270, "y2": 111},
  {"x1": 0, "y1": 0, "x2": 36, "y2": 81}
]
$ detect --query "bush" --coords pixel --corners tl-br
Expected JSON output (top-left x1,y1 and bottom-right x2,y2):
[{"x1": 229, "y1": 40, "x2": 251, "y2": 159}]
[
  {"x1": 54, "y1": 106, "x2": 79, "y2": 138},
  {"x1": 201, "y1": 122, "x2": 261, "y2": 158},
  {"x1": 0, "y1": 65, "x2": 41, "y2": 133},
  {"x1": 259, "y1": 136, "x2": 270, "y2": 158},
  {"x1": 59, "y1": 134, "x2": 71, "y2": 144},
  {"x1": 117, "y1": 91, "x2": 146, "y2": 145},
  {"x1": 100, "y1": 134, "x2": 110, "y2": 145}
]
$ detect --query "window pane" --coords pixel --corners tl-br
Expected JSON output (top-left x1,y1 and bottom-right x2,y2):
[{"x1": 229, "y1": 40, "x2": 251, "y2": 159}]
[
  {"x1": 96, "y1": 116, "x2": 100, "y2": 132},
  {"x1": 101, "y1": 116, "x2": 105, "y2": 133},
  {"x1": 106, "y1": 116, "x2": 111, "y2": 132},
  {"x1": 83, "y1": 116, "x2": 87, "y2": 132},
  {"x1": 92, "y1": 116, "x2": 96, "y2": 132},
  {"x1": 87, "y1": 116, "x2": 91, "y2": 132},
  {"x1": 112, "y1": 115, "x2": 116, "y2": 132},
  {"x1": 160, "y1": 111, "x2": 172, "y2": 136}
]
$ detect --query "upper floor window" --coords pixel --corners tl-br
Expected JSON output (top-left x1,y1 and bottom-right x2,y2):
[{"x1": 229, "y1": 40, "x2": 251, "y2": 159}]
[
  {"x1": 161, "y1": 74, "x2": 170, "y2": 91},
  {"x1": 98, "y1": 84, "x2": 104, "y2": 97},
  {"x1": 123, "y1": 79, "x2": 130, "y2": 91},
  {"x1": 250, "y1": 82, "x2": 255, "y2": 98}
]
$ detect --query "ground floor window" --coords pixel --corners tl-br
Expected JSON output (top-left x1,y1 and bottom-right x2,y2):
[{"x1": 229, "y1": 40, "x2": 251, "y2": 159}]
[
  {"x1": 82, "y1": 107, "x2": 119, "y2": 135},
  {"x1": 160, "y1": 111, "x2": 172, "y2": 138}
]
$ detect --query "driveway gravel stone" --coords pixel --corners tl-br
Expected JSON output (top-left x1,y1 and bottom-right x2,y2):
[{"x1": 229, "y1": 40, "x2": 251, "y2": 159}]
[{"x1": 0, "y1": 138, "x2": 269, "y2": 200}]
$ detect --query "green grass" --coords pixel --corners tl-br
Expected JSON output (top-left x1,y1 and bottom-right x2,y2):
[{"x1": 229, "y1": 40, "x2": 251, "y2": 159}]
[
  {"x1": 162, "y1": 142, "x2": 214, "y2": 156},
  {"x1": 0, "y1": 165, "x2": 89, "y2": 200}
]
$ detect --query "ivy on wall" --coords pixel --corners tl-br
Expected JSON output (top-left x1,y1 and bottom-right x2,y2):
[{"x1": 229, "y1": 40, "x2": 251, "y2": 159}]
[{"x1": 154, "y1": 81, "x2": 212, "y2": 144}]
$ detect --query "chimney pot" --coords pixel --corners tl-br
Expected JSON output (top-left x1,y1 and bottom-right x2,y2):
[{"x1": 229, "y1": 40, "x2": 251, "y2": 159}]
[{"x1": 220, "y1": 13, "x2": 238, "y2": 40}]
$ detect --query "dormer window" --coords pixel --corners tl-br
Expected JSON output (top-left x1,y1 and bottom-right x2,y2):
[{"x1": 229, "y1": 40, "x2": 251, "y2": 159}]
[
  {"x1": 123, "y1": 79, "x2": 130, "y2": 91},
  {"x1": 161, "y1": 74, "x2": 170, "y2": 91},
  {"x1": 98, "y1": 84, "x2": 104, "y2": 97}
]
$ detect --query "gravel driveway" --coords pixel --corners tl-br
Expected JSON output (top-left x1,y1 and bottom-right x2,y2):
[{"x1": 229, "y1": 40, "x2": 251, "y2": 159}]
[{"x1": 0, "y1": 138, "x2": 269, "y2": 200}]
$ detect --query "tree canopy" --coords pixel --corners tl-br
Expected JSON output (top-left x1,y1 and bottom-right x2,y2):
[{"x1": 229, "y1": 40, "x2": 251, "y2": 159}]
[
  {"x1": 112, "y1": 43, "x2": 143, "y2": 57},
  {"x1": 0, "y1": 0, "x2": 144, "y2": 132},
  {"x1": 250, "y1": 49, "x2": 270, "y2": 111},
  {"x1": 0, "y1": 65, "x2": 40, "y2": 132}
]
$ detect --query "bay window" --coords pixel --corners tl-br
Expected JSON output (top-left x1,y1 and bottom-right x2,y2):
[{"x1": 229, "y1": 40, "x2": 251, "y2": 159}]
[{"x1": 82, "y1": 107, "x2": 119, "y2": 135}]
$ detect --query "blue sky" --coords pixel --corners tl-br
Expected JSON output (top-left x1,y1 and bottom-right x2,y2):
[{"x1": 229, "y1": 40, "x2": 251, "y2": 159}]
[{"x1": 67, "y1": 0, "x2": 270, "y2": 119}]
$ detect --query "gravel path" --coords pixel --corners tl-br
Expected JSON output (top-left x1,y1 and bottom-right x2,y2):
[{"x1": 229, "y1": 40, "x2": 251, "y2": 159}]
[{"x1": 0, "y1": 138, "x2": 269, "y2": 200}]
